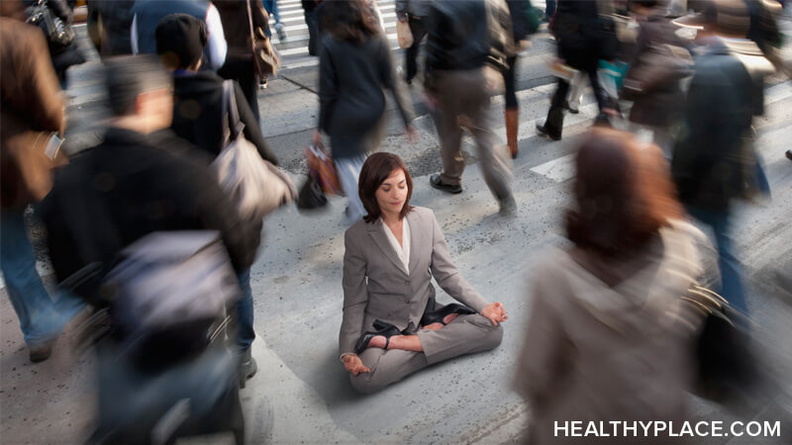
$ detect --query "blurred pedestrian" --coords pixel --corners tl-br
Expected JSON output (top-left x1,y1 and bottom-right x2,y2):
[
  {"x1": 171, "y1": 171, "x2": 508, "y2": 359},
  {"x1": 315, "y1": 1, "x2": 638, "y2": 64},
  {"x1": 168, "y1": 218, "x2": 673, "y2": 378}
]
[
  {"x1": 86, "y1": 0, "x2": 136, "y2": 58},
  {"x1": 155, "y1": 13, "x2": 279, "y2": 383},
  {"x1": 312, "y1": 0, "x2": 415, "y2": 225},
  {"x1": 515, "y1": 128, "x2": 706, "y2": 444},
  {"x1": 214, "y1": 0, "x2": 270, "y2": 122},
  {"x1": 620, "y1": 0, "x2": 692, "y2": 158},
  {"x1": 423, "y1": 0, "x2": 516, "y2": 215},
  {"x1": 536, "y1": 0, "x2": 618, "y2": 141},
  {"x1": 131, "y1": 0, "x2": 227, "y2": 71},
  {"x1": 0, "y1": 2, "x2": 85, "y2": 362},
  {"x1": 395, "y1": 0, "x2": 429, "y2": 86},
  {"x1": 503, "y1": 0, "x2": 537, "y2": 159},
  {"x1": 340, "y1": 152, "x2": 507, "y2": 394},
  {"x1": 672, "y1": 0, "x2": 774, "y2": 315}
]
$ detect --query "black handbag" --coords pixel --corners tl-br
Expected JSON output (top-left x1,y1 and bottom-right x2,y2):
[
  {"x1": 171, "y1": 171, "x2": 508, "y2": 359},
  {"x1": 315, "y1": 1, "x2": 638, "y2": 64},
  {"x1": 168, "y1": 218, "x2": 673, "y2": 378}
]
[
  {"x1": 296, "y1": 171, "x2": 328, "y2": 211},
  {"x1": 26, "y1": 0, "x2": 75, "y2": 52},
  {"x1": 682, "y1": 285, "x2": 759, "y2": 403}
]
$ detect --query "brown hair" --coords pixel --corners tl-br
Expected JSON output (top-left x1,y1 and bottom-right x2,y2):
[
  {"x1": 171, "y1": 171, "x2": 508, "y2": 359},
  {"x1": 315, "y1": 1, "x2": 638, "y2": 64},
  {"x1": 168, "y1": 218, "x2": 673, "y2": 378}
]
[
  {"x1": 566, "y1": 128, "x2": 683, "y2": 257},
  {"x1": 359, "y1": 152, "x2": 414, "y2": 223},
  {"x1": 321, "y1": 0, "x2": 380, "y2": 43}
]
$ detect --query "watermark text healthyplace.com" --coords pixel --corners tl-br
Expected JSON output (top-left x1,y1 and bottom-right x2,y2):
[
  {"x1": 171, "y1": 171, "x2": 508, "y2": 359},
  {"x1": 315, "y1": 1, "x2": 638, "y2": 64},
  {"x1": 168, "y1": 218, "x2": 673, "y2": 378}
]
[{"x1": 554, "y1": 420, "x2": 781, "y2": 438}]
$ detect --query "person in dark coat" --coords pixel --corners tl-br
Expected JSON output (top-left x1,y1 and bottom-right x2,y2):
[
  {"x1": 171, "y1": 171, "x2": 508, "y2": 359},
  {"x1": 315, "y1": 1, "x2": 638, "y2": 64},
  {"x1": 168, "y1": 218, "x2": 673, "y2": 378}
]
[
  {"x1": 621, "y1": 0, "x2": 692, "y2": 158},
  {"x1": 213, "y1": 0, "x2": 270, "y2": 122},
  {"x1": 423, "y1": 0, "x2": 516, "y2": 215},
  {"x1": 536, "y1": 0, "x2": 617, "y2": 141},
  {"x1": 502, "y1": 0, "x2": 535, "y2": 158},
  {"x1": 671, "y1": 0, "x2": 769, "y2": 315},
  {"x1": 395, "y1": 0, "x2": 430, "y2": 85},
  {"x1": 312, "y1": 0, "x2": 415, "y2": 225},
  {"x1": 155, "y1": 13, "x2": 279, "y2": 383}
]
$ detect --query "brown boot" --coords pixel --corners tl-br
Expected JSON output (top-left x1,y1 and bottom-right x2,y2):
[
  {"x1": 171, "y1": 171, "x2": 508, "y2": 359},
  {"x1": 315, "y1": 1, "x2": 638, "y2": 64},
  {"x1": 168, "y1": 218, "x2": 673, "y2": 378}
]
[{"x1": 505, "y1": 108, "x2": 519, "y2": 159}]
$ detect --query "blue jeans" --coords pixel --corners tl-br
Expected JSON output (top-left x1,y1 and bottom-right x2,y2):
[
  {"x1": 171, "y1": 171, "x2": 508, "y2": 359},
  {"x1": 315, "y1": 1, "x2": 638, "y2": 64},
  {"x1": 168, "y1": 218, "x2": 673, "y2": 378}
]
[
  {"x1": 0, "y1": 209, "x2": 85, "y2": 348},
  {"x1": 335, "y1": 154, "x2": 368, "y2": 225},
  {"x1": 262, "y1": 0, "x2": 281, "y2": 24},
  {"x1": 236, "y1": 269, "x2": 255, "y2": 351},
  {"x1": 686, "y1": 206, "x2": 749, "y2": 315}
]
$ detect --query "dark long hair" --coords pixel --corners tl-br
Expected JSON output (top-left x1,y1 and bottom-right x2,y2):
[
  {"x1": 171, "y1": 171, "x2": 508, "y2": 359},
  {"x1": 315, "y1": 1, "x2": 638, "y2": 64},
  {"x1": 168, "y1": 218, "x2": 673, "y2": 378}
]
[
  {"x1": 321, "y1": 0, "x2": 380, "y2": 43},
  {"x1": 566, "y1": 128, "x2": 684, "y2": 257},
  {"x1": 359, "y1": 152, "x2": 414, "y2": 223}
]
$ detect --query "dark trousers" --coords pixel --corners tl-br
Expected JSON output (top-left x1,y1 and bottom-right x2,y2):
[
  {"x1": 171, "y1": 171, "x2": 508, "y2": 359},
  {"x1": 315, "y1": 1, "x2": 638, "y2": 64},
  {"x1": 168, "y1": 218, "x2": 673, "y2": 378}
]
[
  {"x1": 305, "y1": 9, "x2": 318, "y2": 56},
  {"x1": 404, "y1": 17, "x2": 427, "y2": 83},
  {"x1": 542, "y1": 64, "x2": 608, "y2": 139},
  {"x1": 218, "y1": 58, "x2": 260, "y2": 124},
  {"x1": 503, "y1": 55, "x2": 518, "y2": 109}
]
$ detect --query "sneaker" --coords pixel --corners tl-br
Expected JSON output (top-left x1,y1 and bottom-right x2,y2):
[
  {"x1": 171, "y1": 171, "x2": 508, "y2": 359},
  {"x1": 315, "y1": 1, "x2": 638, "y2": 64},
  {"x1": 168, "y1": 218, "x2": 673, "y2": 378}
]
[
  {"x1": 429, "y1": 173, "x2": 462, "y2": 194},
  {"x1": 535, "y1": 121, "x2": 561, "y2": 141},
  {"x1": 786, "y1": 150, "x2": 792, "y2": 161},
  {"x1": 239, "y1": 348, "x2": 258, "y2": 388},
  {"x1": 259, "y1": 76, "x2": 268, "y2": 89},
  {"x1": 275, "y1": 23, "x2": 287, "y2": 42}
]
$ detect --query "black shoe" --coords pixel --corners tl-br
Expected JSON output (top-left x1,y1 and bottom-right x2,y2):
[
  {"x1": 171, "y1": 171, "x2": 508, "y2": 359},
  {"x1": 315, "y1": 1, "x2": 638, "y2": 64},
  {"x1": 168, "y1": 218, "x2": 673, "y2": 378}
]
[
  {"x1": 563, "y1": 101, "x2": 579, "y2": 114},
  {"x1": 239, "y1": 348, "x2": 258, "y2": 388},
  {"x1": 354, "y1": 323, "x2": 402, "y2": 355},
  {"x1": 535, "y1": 122, "x2": 561, "y2": 141},
  {"x1": 786, "y1": 150, "x2": 792, "y2": 161},
  {"x1": 420, "y1": 303, "x2": 476, "y2": 326},
  {"x1": 429, "y1": 173, "x2": 462, "y2": 194}
]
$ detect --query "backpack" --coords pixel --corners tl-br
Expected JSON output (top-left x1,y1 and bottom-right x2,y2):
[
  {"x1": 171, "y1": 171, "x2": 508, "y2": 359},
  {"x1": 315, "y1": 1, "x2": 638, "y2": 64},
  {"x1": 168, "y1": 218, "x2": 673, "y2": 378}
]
[{"x1": 103, "y1": 231, "x2": 241, "y2": 351}]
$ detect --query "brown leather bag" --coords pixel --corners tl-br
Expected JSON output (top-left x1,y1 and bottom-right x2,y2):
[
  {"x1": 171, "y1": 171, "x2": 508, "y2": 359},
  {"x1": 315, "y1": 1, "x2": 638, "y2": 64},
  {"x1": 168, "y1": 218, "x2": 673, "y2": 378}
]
[{"x1": 245, "y1": 0, "x2": 279, "y2": 77}]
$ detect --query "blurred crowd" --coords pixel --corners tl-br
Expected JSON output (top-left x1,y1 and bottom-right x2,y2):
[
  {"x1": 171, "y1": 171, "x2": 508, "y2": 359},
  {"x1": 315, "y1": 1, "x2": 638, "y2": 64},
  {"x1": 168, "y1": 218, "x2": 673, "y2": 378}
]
[{"x1": 1, "y1": 0, "x2": 790, "y2": 443}]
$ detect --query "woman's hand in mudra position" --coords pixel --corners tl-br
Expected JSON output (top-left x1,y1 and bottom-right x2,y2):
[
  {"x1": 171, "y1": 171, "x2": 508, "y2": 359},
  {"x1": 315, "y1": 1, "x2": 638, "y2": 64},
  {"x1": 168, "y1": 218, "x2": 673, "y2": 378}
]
[
  {"x1": 481, "y1": 302, "x2": 508, "y2": 326},
  {"x1": 342, "y1": 353, "x2": 370, "y2": 375}
]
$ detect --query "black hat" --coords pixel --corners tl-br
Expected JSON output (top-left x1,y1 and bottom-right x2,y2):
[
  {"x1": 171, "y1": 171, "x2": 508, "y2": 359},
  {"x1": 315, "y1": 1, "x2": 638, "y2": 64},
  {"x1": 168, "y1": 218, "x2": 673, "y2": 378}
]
[
  {"x1": 672, "y1": 0, "x2": 750, "y2": 37},
  {"x1": 155, "y1": 13, "x2": 208, "y2": 70}
]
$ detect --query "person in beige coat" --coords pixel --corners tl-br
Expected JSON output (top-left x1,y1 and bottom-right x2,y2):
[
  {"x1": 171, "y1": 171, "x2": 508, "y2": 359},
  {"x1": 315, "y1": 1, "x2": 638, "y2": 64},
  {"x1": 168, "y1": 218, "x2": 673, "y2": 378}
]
[
  {"x1": 340, "y1": 152, "x2": 508, "y2": 394},
  {"x1": 515, "y1": 129, "x2": 706, "y2": 444}
]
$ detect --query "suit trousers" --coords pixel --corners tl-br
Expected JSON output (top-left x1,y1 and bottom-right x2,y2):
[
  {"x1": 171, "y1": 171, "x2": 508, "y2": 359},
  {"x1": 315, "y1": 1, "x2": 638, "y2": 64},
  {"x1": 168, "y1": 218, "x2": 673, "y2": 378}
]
[
  {"x1": 404, "y1": 17, "x2": 427, "y2": 83},
  {"x1": 428, "y1": 67, "x2": 513, "y2": 201},
  {"x1": 349, "y1": 313, "x2": 503, "y2": 394}
]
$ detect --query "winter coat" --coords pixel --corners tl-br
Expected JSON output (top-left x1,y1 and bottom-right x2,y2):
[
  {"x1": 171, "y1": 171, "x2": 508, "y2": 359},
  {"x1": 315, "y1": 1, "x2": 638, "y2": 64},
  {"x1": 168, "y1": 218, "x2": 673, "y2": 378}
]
[
  {"x1": 39, "y1": 127, "x2": 260, "y2": 297},
  {"x1": 213, "y1": 0, "x2": 269, "y2": 62},
  {"x1": 318, "y1": 33, "x2": 414, "y2": 159},
  {"x1": 671, "y1": 41, "x2": 757, "y2": 212},
  {"x1": 515, "y1": 220, "x2": 706, "y2": 444}
]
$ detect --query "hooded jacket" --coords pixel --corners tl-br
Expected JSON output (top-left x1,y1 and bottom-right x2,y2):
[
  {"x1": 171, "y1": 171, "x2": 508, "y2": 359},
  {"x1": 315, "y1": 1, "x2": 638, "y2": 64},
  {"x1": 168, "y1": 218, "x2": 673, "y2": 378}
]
[{"x1": 171, "y1": 70, "x2": 278, "y2": 164}]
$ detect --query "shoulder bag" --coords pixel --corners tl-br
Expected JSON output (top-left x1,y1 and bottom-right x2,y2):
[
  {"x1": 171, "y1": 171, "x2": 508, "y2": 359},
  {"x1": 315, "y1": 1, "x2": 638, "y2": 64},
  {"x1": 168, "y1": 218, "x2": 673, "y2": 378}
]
[
  {"x1": 211, "y1": 81, "x2": 296, "y2": 220},
  {"x1": 246, "y1": 0, "x2": 280, "y2": 77}
]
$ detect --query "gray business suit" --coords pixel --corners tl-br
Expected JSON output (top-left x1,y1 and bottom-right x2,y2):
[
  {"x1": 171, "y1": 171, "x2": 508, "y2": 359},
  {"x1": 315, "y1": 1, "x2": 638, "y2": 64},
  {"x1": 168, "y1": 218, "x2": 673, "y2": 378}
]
[{"x1": 341, "y1": 206, "x2": 503, "y2": 394}]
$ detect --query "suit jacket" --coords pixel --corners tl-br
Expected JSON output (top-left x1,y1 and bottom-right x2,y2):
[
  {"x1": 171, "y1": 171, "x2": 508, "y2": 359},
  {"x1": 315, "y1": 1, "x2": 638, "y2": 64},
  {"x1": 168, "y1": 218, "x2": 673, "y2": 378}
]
[{"x1": 339, "y1": 206, "x2": 489, "y2": 355}]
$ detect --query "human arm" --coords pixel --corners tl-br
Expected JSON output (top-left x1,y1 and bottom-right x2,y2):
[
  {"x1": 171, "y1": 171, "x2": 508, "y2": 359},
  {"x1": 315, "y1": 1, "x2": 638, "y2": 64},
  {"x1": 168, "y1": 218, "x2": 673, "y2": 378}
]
[
  {"x1": 317, "y1": 39, "x2": 337, "y2": 135},
  {"x1": 377, "y1": 36, "x2": 416, "y2": 134},
  {"x1": 205, "y1": 3, "x2": 228, "y2": 70},
  {"x1": 427, "y1": 210, "x2": 489, "y2": 314},
  {"x1": 339, "y1": 228, "x2": 369, "y2": 360}
]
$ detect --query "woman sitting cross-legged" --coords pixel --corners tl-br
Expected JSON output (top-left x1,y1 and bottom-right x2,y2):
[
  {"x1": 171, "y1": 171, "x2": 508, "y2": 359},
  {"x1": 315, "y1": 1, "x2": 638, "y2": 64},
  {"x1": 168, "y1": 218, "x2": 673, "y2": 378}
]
[{"x1": 339, "y1": 152, "x2": 508, "y2": 394}]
